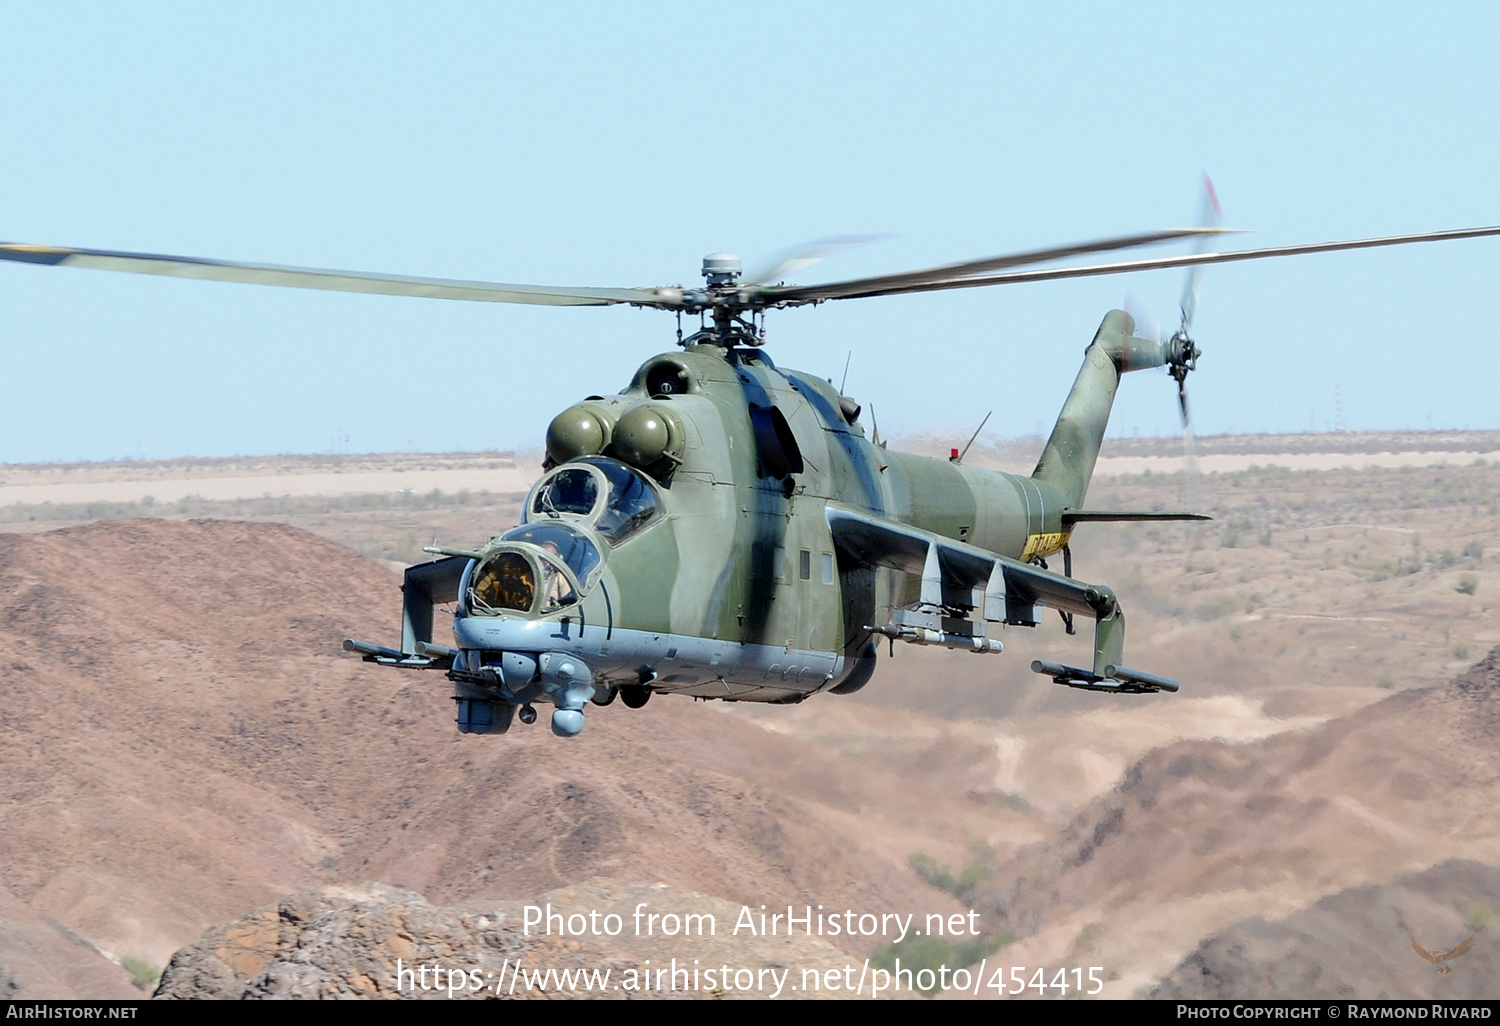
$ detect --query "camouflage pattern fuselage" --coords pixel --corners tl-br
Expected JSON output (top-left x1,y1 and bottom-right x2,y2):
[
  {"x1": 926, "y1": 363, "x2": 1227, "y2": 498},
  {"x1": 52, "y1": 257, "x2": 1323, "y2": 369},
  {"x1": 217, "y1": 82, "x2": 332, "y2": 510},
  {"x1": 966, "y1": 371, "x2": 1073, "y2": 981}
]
[{"x1": 449, "y1": 342, "x2": 1078, "y2": 708}]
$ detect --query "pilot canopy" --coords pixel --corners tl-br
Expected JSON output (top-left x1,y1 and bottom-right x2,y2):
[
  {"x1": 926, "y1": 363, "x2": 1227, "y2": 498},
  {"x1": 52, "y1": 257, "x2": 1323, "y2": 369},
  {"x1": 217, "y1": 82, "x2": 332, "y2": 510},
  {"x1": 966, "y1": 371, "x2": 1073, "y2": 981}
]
[{"x1": 525, "y1": 456, "x2": 661, "y2": 544}]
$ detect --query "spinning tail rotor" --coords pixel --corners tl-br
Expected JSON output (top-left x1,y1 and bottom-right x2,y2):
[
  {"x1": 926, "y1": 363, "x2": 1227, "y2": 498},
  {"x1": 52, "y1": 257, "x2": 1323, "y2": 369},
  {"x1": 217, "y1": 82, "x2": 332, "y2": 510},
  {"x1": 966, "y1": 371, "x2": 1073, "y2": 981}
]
[
  {"x1": 1169, "y1": 176, "x2": 1220, "y2": 524},
  {"x1": 1168, "y1": 175, "x2": 1219, "y2": 427},
  {"x1": 1123, "y1": 177, "x2": 1219, "y2": 522}
]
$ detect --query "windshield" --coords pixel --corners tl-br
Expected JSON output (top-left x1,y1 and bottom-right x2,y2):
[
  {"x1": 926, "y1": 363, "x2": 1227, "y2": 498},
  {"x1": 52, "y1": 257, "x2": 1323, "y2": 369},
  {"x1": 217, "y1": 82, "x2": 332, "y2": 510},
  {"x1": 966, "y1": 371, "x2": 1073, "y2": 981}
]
[{"x1": 500, "y1": 523, "x2": 603, "y2": 588}]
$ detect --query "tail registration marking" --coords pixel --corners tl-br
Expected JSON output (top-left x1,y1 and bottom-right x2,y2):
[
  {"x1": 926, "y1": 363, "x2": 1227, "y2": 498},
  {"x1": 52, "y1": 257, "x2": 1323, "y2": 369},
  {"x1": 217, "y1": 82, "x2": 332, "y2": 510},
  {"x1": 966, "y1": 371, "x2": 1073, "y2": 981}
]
[{"x1": 1020, "y1": 531, "x2": 1070, "y2": 561}]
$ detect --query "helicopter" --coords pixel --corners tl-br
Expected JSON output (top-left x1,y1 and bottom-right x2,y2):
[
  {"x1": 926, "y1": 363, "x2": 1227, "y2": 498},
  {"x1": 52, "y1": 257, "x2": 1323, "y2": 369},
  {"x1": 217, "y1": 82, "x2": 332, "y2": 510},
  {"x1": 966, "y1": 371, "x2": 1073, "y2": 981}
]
[{"x1": 4, "y1": 219, "x2": 1499, "y2": 737}]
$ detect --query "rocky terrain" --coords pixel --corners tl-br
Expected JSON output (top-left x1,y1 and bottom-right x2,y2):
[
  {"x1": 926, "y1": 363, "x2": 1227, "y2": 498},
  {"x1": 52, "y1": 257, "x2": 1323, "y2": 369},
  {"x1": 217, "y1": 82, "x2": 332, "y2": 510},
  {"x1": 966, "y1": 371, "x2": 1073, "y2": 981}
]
[
  {"x1": 966, "y1": 646, "x2": 1500, "y2": 997},
  {"x1": 1, "y1": 432, "x2": 1497, "y2": 999},
  {"x1": 1149, "y1": 860, "x2": 1500, "y2": 1000},
  {"x1": 155, "y1": 879, "x2": 861, "y2": 1000},
  {"x1": 0, "y1": 518, "x2": 957, "y2": 998}
]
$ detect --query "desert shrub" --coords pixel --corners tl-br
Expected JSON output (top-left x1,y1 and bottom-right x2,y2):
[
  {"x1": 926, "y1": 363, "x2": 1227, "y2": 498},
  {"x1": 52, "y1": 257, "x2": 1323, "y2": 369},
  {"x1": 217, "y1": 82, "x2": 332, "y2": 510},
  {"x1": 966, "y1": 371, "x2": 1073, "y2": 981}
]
[
  {"x1": 1465, "y1": 902, "x2": 1494, "y2": 933},
  {"x1": 120, "y1": 955, "x2": 159, "y2": 991},
  {"x1": 869, "y1": 930, "x2": 1014, "y2": 997},
  {"x1": 1192, "y1": 594, "x2": 1243, "y2": 621},
  {"x1": 908, "y1": 842, "x2": 996, "y2": 904}
]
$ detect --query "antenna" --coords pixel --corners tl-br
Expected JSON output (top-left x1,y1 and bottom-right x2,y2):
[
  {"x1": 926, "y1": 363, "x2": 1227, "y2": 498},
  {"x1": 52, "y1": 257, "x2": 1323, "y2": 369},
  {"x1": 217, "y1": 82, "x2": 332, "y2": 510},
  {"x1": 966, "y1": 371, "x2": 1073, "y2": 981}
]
[
  {"x1": 955, "y1": 411, "x2": 993, "y2": 464},
  {"x1": 838, "y1": 350, "x2": 852, "y2": 394},
  {"x1": 869, "y1": 404, "x2": 881, "y2": 448}
]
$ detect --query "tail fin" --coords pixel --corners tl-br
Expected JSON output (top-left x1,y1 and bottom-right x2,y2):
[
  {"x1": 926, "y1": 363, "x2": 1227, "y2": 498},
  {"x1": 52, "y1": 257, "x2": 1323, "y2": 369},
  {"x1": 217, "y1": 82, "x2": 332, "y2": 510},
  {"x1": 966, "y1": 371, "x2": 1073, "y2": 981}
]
[{"x1": 1031, "y1": 310, "x2": 1172, "y2": 507}]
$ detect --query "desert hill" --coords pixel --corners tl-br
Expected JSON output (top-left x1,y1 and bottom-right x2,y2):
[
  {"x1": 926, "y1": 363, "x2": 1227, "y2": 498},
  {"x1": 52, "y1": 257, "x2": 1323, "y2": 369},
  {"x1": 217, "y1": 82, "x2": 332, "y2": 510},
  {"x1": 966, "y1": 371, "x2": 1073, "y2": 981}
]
[
  {"x1": 0, "y1": 882, "x2": 139, "y2": 998},
  {"x1": 0, "y1": 519, "x2": 959, "y2": 996},
  {"x1": 966, "y1": 645, "x2": 1500, "y2": 996},
  {"x1": 1148, "y1": 859, "x2": 1500, "y2": 1000},
  {"x1": 2, "y1": 435, "x2": 1499, "y2": 999}
]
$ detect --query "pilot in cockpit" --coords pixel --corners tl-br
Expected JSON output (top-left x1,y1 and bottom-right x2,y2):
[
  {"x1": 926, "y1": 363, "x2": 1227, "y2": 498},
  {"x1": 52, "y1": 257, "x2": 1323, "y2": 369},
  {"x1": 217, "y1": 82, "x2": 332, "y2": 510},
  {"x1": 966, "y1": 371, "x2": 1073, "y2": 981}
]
[{"x1": 539, "y1": 540, "x2": 577, "y2": 610}]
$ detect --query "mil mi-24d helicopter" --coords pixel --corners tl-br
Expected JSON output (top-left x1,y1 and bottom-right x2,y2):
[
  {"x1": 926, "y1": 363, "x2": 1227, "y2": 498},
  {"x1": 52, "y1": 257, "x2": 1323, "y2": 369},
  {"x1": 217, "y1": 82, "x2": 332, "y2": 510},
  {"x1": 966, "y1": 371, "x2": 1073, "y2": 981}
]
[{"x1": 4, "y1": 213, "x2": 1499, "y2": 737}]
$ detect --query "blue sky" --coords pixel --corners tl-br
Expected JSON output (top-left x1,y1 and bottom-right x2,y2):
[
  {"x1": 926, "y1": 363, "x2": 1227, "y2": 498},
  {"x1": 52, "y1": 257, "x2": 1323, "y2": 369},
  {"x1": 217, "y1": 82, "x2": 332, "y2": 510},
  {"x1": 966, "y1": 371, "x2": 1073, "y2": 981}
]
[{"x1": 2, "y1": 3, "x2": 1497, "y2": 462}]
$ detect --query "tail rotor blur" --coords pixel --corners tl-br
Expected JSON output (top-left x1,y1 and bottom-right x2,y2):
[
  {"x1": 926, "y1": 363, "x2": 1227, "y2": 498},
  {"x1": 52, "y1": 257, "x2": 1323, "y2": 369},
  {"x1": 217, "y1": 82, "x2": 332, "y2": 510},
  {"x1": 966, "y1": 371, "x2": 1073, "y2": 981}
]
[{"x1": 1170, "y1": 176, "x2": 1219, "y2": 540}]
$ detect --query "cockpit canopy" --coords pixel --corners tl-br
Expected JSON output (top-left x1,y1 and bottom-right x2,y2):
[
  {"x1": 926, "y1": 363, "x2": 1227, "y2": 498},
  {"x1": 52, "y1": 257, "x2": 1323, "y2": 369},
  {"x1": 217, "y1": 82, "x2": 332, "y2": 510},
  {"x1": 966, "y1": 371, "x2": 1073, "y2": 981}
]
[
  {"x1": 469, "y1": 550, "x2": 540, "y2": 614},
  {"x1": 525, "y1": 456, "x2": 661, "y2": 544},
  {"x1": 466, "y1": 458, "x2": 659, "y2": 620},
  {"x1": 500, "y1": 522, "x2": 602, "y2": 588},
  {"x1": 466, "y1": 540, "x2": 582, "y2": 618}
]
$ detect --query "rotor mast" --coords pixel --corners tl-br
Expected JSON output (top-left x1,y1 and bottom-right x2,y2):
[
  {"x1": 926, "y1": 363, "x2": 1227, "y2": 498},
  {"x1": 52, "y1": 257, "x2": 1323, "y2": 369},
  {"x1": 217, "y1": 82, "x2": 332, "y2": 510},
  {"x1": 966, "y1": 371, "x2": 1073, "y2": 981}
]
[{"x1": 679, "y1": 253, "x2": 766, "y2": 349}]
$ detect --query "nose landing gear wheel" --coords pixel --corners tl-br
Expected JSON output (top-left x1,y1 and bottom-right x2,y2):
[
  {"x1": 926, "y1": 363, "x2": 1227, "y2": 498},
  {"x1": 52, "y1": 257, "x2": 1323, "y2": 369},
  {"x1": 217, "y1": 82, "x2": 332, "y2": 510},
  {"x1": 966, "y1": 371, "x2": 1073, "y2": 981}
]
[{"x1": 620, "y1": 685, "x2": 651, "y2": 709}]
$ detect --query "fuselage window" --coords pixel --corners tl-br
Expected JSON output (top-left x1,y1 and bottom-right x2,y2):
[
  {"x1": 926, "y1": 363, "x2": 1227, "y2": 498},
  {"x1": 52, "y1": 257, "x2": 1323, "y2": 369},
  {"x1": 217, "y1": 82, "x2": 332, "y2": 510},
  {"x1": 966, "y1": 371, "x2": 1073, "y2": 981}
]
[
  {"x1": 822, "y1": 552, "x2": 834, "y2": 584},
  {"x1": 799, "y1": 549, "x2": 811, "y2": 581}
]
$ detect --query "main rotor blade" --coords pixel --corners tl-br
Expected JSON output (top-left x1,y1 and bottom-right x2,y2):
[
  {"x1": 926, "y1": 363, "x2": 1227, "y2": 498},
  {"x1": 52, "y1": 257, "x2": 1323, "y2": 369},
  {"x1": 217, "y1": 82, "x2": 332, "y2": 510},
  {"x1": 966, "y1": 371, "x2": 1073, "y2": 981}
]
[
  {"x1": 746, "y1": 234, "x2": 889, "y2": 286},
  {"x1": 0, "y1": 242, "x2": 685, "y2": 308},
  {"x1": 758, "y1": 227, "x2": 1239, "y2": 304},
  {"x1": 773, "y1": 225, "x2": 1500, "y2": 302}
]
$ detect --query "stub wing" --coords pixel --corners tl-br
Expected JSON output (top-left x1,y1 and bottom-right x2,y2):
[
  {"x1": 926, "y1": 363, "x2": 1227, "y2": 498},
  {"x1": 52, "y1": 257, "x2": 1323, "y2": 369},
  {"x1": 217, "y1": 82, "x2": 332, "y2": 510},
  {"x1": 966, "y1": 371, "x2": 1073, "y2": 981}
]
[
  {"x1": 826, "y1": 505, "x2": 1177, "y2": 694},
  {"x1": 343, "y1": 555, "x2": 468, "y2": 669}
]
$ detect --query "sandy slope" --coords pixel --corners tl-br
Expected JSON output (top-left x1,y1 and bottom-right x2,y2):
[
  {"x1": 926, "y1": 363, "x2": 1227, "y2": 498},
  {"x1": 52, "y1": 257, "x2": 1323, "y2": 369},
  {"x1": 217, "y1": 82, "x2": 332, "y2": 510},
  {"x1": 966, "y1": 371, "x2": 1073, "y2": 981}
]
[
  {"x1": 969, "y1": 647, "x2": 1500, "y2": 998},
  {"x1": 0, "y1": 519, "x2": 957, "y2": 995},
  {"x1": 3, "y1": 432, "x2": 1498, "y2": 999}
]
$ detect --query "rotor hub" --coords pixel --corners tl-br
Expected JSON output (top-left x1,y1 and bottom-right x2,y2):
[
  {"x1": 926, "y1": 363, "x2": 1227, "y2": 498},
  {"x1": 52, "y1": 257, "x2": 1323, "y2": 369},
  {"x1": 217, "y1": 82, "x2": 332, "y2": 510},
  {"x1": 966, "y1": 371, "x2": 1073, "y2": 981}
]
[
  {"x1": 1167, "y1": 330, "x2": 1200, "y2": 384},
  {"x1": 701, "y1": 253, "x2": 742, "y2": 287}
]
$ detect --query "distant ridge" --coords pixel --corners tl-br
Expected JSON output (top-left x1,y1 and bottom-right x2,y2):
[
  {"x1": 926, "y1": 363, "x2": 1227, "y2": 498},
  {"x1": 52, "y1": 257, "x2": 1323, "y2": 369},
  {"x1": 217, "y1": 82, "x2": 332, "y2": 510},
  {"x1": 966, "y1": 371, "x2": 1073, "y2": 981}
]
[
  {"x1": 1149, "y1": 859, "x2": 1500, "y2": 1000},
  {"x1": 890, "y1": 429, "x2": 1500, "y2": 469}
]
